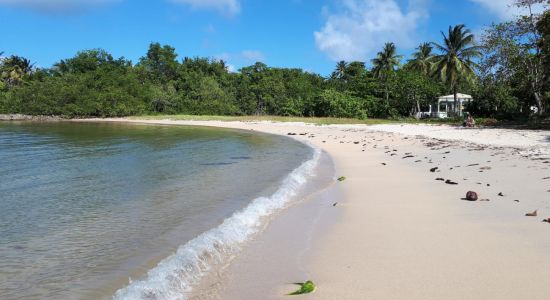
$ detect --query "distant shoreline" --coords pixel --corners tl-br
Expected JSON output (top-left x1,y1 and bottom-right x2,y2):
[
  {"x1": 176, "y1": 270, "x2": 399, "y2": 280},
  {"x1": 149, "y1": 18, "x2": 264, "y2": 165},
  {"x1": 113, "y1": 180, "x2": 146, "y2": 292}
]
[{"x1": 0, "y1": 114, "x2": 64, "y2": 121}]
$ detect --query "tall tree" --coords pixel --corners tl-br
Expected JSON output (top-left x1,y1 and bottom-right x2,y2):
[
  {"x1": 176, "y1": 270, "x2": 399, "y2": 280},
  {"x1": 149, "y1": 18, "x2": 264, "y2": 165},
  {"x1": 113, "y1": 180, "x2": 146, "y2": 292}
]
[
  {"x1": 372, "y1": 42, "x2": 402, "y2": 106},
  {"x1": 538, "y1": 10, "x2": 550, "y2": 92},
  {"x1": 54, "y1": 49, "x2": 128, "y2": 74},
  {"x1": 138, "y1": 43, "x2": 179, "y2": 84},
  {"x1": 407, "y1": 43, "x2": 434, "y2": 75},
  {"x1": 512, "y1": 0, "x2": 549, "y2": 114},
  {"x1": 432, "y1": 24, "x2": 481, "y2": 116},
  {"x1": 331, "y1": 60, "x2": 348, "y2": 81},
  {"x1": 0, "y1": 55, "x2": 34, "y2": 88}
]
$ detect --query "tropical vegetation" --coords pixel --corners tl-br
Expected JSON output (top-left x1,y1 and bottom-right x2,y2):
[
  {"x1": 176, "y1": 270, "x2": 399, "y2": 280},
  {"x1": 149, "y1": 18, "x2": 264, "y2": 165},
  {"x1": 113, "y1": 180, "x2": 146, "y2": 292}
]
[{"x1": 0, "y1": 1, "x2": 548, "y2": 122}]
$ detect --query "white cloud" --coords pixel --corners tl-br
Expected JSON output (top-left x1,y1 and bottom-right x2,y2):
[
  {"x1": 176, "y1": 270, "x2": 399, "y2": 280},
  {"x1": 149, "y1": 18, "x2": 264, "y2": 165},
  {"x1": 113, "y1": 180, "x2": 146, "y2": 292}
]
[
  {"x1": 240, "y1": 50, "x2": 265, "y2": 62},
  {"x1": 469, "y1": 0, "x2": 548, "y2": 20},
  {"x1": 0, "y1": 0, "x2": 119, "y2": 13},
  {"x1": 170, "y1": 0, "x2": 240, "y2": 16},
  {"x1": 314, "y1": 0, "x2": 429, "y2": 62}
]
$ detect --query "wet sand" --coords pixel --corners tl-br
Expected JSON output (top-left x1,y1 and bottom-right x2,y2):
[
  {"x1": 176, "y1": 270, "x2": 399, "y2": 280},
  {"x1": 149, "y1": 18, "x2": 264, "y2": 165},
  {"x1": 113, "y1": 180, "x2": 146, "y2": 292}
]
[{"x1": 85, "y1": 119, "x2": 550, "y2": 299}]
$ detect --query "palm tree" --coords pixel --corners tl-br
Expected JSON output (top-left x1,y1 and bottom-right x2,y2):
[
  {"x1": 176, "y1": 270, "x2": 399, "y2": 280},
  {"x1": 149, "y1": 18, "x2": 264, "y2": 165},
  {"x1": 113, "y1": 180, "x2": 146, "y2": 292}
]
[
  {"x1": 407, "y1": 43, "x2": 433, "y2": 75},
  {"x1": 372, "y1": 42, "x2": 402, "y2": 104},
  {"x1": 0, "y1": 55, "x2": 34, "y2": 87},
  {"x1": 431, "y1": 25, "x2": 481, "y2": 116},
  {"x1": 332, "y1": 60, "x2": 348, "y2": 81}
]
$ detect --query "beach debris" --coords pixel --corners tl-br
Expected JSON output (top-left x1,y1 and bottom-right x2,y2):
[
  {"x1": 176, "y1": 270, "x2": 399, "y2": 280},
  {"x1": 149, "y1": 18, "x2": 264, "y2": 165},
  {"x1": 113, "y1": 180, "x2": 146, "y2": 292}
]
[
  {"x1": 467, "y1": 163, "x2": 480, "y2": 167},
  {"x1": 514, "y1": 200, "x2": 520, "y2": 202},
  {"x1": 381, "y1": 163, "x2": 387, "y2": 166},
  {"x1": 445, "y1": 180, "x2": 458, "y2": 185},
  {"x1": 337, "y1": 176, "x2": 346, "y2": 182},
  {"x1": 287, "y1": 133, "x2": 297, "y2": 136},
  {"x1": 480, "y1": 166, "x2": 492, "y2": 170},
  {"x1": 542, "y1": 218, "x2": 550, "y2": 223},
  {"x1": 436, "y1": 178, "x2": 445, "y2": 181},
  {"x1": 354, "y1": 141, "x2": 360, "y2": 144},
  {"x1": 288, "y1": 281, "x2": 316, "y2": 295},
  {"x1": 402, "y1": 155, "x2": 414, "y2": 159},
  {"x1": 333, "y1": 202, "x2": 338, "y2": 207},
  {"x1": 480, "y1": 199, "x2": 491, "y2": 202},
  {"x1": 466, "y1": 191, "x2": 478, "y2": 201},
  {"x1": 525, "y1": 210, "x2": 538, "y2": 217},
  {"x1": 430, "y1": 167, "x2": 439, "y2": 173},
  {"x1": 543, "y1": 177, "x2": 550, "y2": 180},
  {"x1": 498, "y1": 192, "x2": 504, "y2": 197}
]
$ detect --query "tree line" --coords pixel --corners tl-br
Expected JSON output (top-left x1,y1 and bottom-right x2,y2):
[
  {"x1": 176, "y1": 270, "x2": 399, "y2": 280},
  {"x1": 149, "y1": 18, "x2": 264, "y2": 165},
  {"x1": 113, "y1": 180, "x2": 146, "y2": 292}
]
[{"x1": 0, "y1": 1, "x2": 548, "y2": 120}]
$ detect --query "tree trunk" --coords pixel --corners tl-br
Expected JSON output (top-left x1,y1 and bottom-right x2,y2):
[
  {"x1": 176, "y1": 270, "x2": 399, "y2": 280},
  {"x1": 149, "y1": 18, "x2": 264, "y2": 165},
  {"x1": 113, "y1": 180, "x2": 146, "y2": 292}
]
[
  {"x1": 255, "y1": 97, "x2": 263, "y2": 116},
  {"x1": 453, "y1": 87, "x2": 458, "y2": 117},
  {"x1": 533, "y1": 88, "x2": 544, "y2": 115},
  {"x1": 525, "y1": 2, "x2": 544, "y2": 115},
  {"x1": 385, "y1": 85, "x2": 389, "y2": 106}
]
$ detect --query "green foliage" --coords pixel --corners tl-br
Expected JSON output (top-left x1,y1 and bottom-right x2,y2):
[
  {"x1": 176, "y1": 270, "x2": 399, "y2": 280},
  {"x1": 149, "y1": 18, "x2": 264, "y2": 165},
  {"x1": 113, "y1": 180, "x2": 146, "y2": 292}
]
[
  {"x1": 470, "y1": 79, "x2": 518, "y2": 117},
  {"x1": 288, "y1": 281, "x2": 316, "y2": 295},
  {"x1": 389, "y1": 69, "x2": 444, "y2": 116},
  {"x1": 1, "y1": 10, "x2": 549, "y2": 123},
  {"x1": 337, "y1": 176, "x2": 346, "y2": 182},
  {"x1": 313, "y1": 89, "x2": 368, "y2": 119},
  {"x1": 406, "y1": 43, "x2": 434, "y2": 76},
  {"x1": 138, "y1": 43, "x2": 179, "y2": 84},
  {"x1": 5, "y1": 62, "x2": 149, "y2": 117},
  {"x1": 1, "y1": 55, "x2": 33, "y2": 88}
]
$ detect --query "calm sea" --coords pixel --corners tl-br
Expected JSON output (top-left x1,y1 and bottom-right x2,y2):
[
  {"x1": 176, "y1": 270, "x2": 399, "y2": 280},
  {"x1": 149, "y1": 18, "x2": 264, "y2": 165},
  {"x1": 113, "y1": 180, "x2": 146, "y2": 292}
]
[{"x1": 0, "y1": 121, "x2": 318, "y2": 299}]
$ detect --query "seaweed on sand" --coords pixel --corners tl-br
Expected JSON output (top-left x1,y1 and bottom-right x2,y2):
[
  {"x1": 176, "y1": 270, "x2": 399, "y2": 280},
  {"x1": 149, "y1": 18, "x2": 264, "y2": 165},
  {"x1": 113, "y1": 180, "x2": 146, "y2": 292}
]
[{"x1": 288, "y1": 281, "x2": 316, "y2": 295}]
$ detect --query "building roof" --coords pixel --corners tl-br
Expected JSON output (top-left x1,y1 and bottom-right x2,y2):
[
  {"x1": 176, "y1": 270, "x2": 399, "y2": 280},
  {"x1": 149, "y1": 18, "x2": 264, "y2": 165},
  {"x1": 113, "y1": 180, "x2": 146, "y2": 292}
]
[{"x1": 438, "y1": 93, "x2": 472, "y2": 100}]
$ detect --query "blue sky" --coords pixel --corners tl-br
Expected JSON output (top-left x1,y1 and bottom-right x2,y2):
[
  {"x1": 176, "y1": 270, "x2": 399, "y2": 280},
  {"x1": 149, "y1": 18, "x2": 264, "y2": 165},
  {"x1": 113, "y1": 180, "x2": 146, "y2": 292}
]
[{"x1": 0, "y1": 0, "x2": 543, "y2": 75}]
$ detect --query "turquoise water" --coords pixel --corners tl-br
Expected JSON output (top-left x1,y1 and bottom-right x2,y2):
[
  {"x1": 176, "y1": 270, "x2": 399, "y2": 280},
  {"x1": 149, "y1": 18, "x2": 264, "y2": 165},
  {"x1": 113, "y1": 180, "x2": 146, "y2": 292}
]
[{"x1": 0, "y1": 121, "x2": 314, "y2": 299}]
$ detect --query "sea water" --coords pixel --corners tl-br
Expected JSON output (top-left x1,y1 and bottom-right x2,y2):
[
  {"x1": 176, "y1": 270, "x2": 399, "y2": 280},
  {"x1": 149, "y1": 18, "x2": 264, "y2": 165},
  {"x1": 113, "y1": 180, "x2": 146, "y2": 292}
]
[{"x1": 0, "y1": 121, "x2": 318, "y2": 299}]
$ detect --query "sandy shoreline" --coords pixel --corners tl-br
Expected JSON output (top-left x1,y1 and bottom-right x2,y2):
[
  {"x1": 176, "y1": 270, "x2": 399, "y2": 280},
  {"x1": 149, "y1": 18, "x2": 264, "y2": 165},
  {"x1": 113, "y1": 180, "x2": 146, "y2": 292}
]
[{"x1": 74, "y1": 118, "x2": 550, "y2": 299}]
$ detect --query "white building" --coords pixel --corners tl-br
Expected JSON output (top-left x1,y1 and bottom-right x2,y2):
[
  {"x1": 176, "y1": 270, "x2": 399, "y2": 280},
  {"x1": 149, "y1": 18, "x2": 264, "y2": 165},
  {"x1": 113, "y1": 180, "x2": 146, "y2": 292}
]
[{"x1": 433, "y1": 93, "x2": 473, "y2": 118}]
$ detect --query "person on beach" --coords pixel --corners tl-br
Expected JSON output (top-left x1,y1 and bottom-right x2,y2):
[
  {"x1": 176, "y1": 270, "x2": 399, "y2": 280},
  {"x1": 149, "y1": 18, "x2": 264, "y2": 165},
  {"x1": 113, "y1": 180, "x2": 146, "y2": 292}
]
[{"x1": 463, "y1": 113, "x2": 476, "y2": 127}]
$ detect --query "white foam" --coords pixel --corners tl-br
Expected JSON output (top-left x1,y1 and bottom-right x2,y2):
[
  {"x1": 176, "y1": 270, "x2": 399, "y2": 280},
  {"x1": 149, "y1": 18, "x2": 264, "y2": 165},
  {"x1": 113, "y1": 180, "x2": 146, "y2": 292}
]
[{"x1": 113, "y1": 146, "x2": 322, "y2": 300}]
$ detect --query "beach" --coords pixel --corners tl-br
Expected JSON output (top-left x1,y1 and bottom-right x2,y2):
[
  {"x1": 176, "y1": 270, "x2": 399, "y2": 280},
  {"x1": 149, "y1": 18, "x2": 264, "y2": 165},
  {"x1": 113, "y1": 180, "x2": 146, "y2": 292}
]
[{"x1": 85, "y1": 119, "x2": 550, "y2": 299}]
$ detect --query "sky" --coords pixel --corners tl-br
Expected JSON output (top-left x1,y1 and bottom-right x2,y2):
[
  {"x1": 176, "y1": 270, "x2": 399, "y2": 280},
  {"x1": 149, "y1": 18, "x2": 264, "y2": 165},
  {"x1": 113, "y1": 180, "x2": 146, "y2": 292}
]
[{"x1": 0, "y1": 0, "x2": 546, "y2": 75}]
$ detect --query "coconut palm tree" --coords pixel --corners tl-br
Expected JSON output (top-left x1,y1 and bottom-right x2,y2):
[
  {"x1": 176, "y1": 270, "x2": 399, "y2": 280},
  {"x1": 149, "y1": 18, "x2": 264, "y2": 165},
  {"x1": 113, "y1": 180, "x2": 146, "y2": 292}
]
[
  {"x1": 332, "y1": 60, "x2": 348, "y2": 81},
  {"x1": 431, "y1": 24, "x2": 481, "y2": 116},
  {"x1": 0, "y1": 55, "x2": 34, "y2": 87},
  {"x1": 372, "y1": 42, "x2": 402, "y2": 104},
  {"x1": 407, "y1": 43, "x2": 433, "y2": 75}
]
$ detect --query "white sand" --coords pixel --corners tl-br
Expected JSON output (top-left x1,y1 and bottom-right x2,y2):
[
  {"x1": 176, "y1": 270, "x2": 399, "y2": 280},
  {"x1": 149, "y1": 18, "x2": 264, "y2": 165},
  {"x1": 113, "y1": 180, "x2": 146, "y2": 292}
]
[
  {"x1": 369, "y1": 124, "x2": 550, "y2": 156},
  {"x1": 80, "y1": 119, "x2": 550, "y2": 299}
]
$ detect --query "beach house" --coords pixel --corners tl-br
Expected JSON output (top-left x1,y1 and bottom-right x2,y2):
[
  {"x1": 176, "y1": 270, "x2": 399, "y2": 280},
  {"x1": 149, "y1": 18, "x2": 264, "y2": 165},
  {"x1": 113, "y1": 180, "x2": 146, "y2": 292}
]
[{"x1": 432, "y1": 93, "x2": 473, "y2": 118}]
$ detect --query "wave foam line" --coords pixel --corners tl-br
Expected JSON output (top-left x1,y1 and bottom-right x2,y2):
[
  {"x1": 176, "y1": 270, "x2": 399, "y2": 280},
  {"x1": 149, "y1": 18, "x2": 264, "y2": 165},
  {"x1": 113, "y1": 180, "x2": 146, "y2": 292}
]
[{"x1": 113, "y1": 146, "x2": 321, "y2": 300}]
